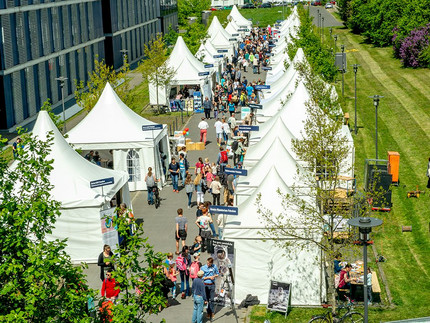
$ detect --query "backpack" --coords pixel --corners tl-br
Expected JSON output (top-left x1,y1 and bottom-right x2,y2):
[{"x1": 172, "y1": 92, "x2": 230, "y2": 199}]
[
  {"x1": 175, "y1": 255, "x2": 187, "y2": 272},
  {"x1": 220, "y1": 151, "x2": 228, "y2": 163},
  {"x1": 231, "y1": 140, "x2": 239, "y2": 152},
  {"x1": 189, "y1": 261, "x2": 200, "y2": 279},
  {"x1": 145, "y1": 175, "x2": 155, "y2": 187}
]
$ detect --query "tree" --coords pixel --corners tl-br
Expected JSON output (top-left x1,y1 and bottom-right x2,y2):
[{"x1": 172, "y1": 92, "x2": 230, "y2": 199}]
[
  {"x1": 75, "y1": 55, "x2": 130, "y2": 113},
  {"x1": 0, "y1": 132, "x2": 94, "y2": 321},
  {"x1": 139, "y1": 34, "x2": 175, "y2": 109},
  {"x1": 98, "y1": 211, "x2": 168, "y2": 322}
]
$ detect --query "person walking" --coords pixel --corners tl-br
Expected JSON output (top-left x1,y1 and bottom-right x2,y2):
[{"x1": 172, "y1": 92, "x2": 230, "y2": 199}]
[
  {"x1": 178, "y1": 246, "x2": 192, "y2": 298},
  {"x1": 169, "y1": 157, "x2": 180, "y2": 193},
  {"x1": 195, "y1": 207, "x2": 212, "y2": 252},
  {"x1": 210, "y1": 176, "x2": 222, "y2": 205},
  {"x1": 185, "y1": 174, "x2": 194, "y2": 209},
  {"x1": 175, "y1": 208, "x2": 188, "y2": 255},
  {"x1": 101, "y1": 269, "x2": 120, "y2": 303},
  {"x1": 221, "y1": 117, "x2": 230, "y2": 144},
  {"x1": 98, "y1": 244, "x2": 114, "y2": 281},
  {"x1": 203, "y1": 97, "x2": 212, "y2": 119},
  {"x1": 194, "y1": 172, "x2": 205, "y2": 205},
  {"x1": 214, "y1": 118, "x2": 223, "y2": 146},
  {"x1": 198, "y1": 117, "x2": 209, "y2": 145},
  {"x1": 191, "y1": 270, "x2": 207, "y2": 323},
  {"x1": 201, "y1": 258, "x2": 219, "y2": 320},
  {"x1": 144, "y1": 167, "x2": 158, "y2": 205},
  {"x1": 178, "y1": 153, "x2": 188, "y2": 187}
]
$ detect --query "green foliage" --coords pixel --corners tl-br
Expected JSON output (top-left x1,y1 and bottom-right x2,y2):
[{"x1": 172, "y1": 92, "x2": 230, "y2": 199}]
[
  {"x1": 102, "y1": 211, "x2": 167, "y2": 322},
  {"x1": 0, "y1": 133, "x2": 93, "y2": 321},
  {"x1": 75, "y1": 55, "x2": 130, "y2": 113},
  {"x1": 139, "y1": 34, "x2": 176, "y2": 106},
  {"x1": 183, "y1": 23, "x2": 209, "y2": 54},
  {"x1": 163, "y1": 25, "x2": 179, "y2": 48},
  {"x1": 345, "y1": 0, "x2": 430, "y2": 49},
  {"x1": 40, "y1": 99, "x2": 64, "y2": 133},
  {"x1": 177, "y1": 0, "x2": 211, "y2": 25},
  {"x1": 293, "y1": 5, "x2": 338, "y2": 82}
]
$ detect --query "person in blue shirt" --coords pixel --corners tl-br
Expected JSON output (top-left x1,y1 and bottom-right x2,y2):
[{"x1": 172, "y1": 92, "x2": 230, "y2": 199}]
[
  {"x1": 169, "y1": 157, "x2": 180, "y2": 192},
  {"x1": 192, "y1": 270, "x2": 207, "y2": 323},
  {"x1": 246, "y1": 84, "x2": 254, "y2": 98},
  {"x1": 334, "y1": 253, "x2": 343, "y2": 274},
  {"x1": 201, "y1": 257, "x2": 219, "y2": 319}
]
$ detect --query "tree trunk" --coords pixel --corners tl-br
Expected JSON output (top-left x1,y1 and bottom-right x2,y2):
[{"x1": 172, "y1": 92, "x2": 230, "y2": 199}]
[
  {"x1": 156, "y1": 69, "x2": 159, "y2": 111},
  {"x1": 325, "y1": 251, "x2": 337, "y2": 314}
]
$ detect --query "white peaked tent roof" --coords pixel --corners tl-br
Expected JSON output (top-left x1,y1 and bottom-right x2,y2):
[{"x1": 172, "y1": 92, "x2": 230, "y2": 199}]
[
  {"x1": 259, "y1": 82, "x2": 311, "y2": 136},
  {"x1": 244, "y1": 135, "x2": 296, "y2": 169},
  {"x1": 258, "y1": 71, "x2": 299, "y2": 117},
  {"x1": 208, "y1": 16, "x2": 234, "y2": 41},
  {"x1": 196, "y1": 41, "x2": 219, "y2": 65},
  {"x1": 167, "y1": 36, "x2": 210, "y2": 84},
  {"x1": 225, "y1": 20, "x2": 240, "y2": 36},
  {"x1": 224, "y1": 168, "x2": 322, "y2": 306},
  {"x1": 229, "y1": 5, "x2": 252, "y2": 27},
  {"x1": 250, "y1": 114, "x2": 296, "y2": 149},
  {"x1": 30, "y1": 111, "x2": 128, "y2": 208},
  {"x1": 265, "y1": 47, "x2": 304, "y2": 89},
  {"x1": 208, "y1": 29, "x2": 234, "y2": 55},
  {"x1": 236, "y1": 142, "x2": 305, "y2": 204},
  {"x1": 67, "y1": 83, "x2": 164, "y2": 148},
  {"x1": 266, "y1": 57, "x2": 289, "y2": 84}
]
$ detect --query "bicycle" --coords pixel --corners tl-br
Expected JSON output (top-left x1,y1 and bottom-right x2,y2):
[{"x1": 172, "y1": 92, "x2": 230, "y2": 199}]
[
  {"x1": 152, "y1": 186, "x2": 161, "y2": 209},
  {"x1": 308, "y1": 296, "x2": 364, "y2": 323}
]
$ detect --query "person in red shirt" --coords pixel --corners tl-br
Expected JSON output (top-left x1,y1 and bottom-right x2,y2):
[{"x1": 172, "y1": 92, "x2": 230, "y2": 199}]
[
  {"x1": 338, "y1": 263, "x2": 355, "y2": 299},
  {"x1": 101, "y1": 269, "x2": 120, "y2": 302}
]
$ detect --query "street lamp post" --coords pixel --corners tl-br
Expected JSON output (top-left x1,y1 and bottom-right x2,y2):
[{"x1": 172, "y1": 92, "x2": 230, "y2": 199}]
[
  {"x1": 369, "y1": 95, "x2": 383, "y2": 159},
  {"x1": 318, "y1": 13, "x2": 322, "y2": 37},
  {"x1": 341, "y1": 45, "x2": 345, "y2": 96},
  {"x1": 317, "y1": 9, "x2": 320, "y2": 30},
  {"x1": 334, "y1": 34, "x2": 338, "y2": 52},
  {"x1": 321, "y1": 17, "x2": 324, "y2": 43},
  {"x1": 353, "y1": 64, "x2": 360, "y2": 135},
  {"x1": 347, "y1": 217, "x2": 383, "y2": 323},
  {"x1": 55, "y1": 76, "x2": 68, "y2": 133}
]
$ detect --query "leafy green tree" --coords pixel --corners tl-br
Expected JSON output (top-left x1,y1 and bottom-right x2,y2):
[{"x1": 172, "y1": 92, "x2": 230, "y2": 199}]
[
  {"x1": 0, "y1": 132, "x2": 94, "y2": 322},
  {"x1": 183, "y1": 23, "x2": 209, "y2": 54},
  {"x1": 177, "y1": 0, "x2": 211, "y2": 25},
  {"x1": 139, "y1": 34, "x2": 175, "y2": 108},
  {"x1": 99, "y1": 211, "x2": 167, "y2": 322},
  {"x1": 75, "y1": 55, "x2": 130, "y2": 113}
]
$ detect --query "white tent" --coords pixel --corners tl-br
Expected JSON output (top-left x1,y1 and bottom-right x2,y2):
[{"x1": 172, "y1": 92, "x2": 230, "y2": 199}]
[
  {"x1": 237, "y1": 139, "x2": 304, "y2": 204},
  {"x1": 149, "y1": 36, "x2": 213, "y2": 106},
  {"x1": 25, "y1": 111, "x2": 131, "y2": 263},
  {"x1": 244, "y1": 135, "x2": 296, "y2": 170},
  {"x1": 265, "y1": 48, "x2": 304, "y2": 89},
  {"x1": 225, "y1": 20, "x2": 241, "y2": 38},
  {"x1": 228, "y1": 5, "x2": 252, "y2": 28},
  {"x1": 223, "y1": 168, "x2": 324, "y2": 306},
  {"x1": 67, "y1": 83, "x2": 170, "y2": 192},
  {"x1": 196, "y1": 41, "x2": 225, "y2": 72},
  {"x1": 208, "y1": 16, "x2": 236, "y2": 44}
]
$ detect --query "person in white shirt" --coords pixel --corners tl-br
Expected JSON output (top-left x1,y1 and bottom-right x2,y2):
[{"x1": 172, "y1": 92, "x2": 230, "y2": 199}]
[
  {"x1": 214, "y1": 118, "x2": 223, "y2": 146},
  {"x1": 221, "y1": 117, "x2": 230, "y2": 143},
  {"x1": 198, "y1": 117, "x2": 209, "y2": 144}
]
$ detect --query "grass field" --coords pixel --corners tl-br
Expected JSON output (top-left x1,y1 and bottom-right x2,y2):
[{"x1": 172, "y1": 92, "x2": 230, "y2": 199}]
[
  {"x1": 211, "y1": 7, "x2": 290, "y2": 27},
  {"x1": 248, "y1": 19, "x2": 430, "y2": 323}
]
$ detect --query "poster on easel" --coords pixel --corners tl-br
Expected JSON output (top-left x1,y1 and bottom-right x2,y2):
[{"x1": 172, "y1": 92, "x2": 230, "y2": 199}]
[
  {"x1": 267, "y1": 280, "x2": 291, "y2": 314},
  {"x1": 208, "y1": 239, "x2": 235, "y2": 306},
  {"x1": 193, "y1": 91, "x2": 202, "y2": 112},
  {"x1": 100, "y1": 207, "x2": 119, "y2": 254}
]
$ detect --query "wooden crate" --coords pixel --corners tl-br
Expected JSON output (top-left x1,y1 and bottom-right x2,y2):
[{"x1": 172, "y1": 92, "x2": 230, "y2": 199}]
[
  {"x1": 186, "y1": 142, "x2": 195, "y2": 151},
  {"x1": 186, "y1": 138, "x2": 192, "y2": 144},
  {"x1": 195, "y1": 142, "x2": 205, "y2": 150}
]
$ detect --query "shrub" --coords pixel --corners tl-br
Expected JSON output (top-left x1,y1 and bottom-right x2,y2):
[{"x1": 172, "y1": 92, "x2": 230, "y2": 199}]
[{"x1": 396, "y1": 24, "x2": 430, "y2": 67}]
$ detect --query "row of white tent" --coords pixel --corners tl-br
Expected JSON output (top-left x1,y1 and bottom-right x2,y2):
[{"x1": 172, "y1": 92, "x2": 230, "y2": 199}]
[
  {"x1": 150, "y1": 6, "x2": 252, "y2": 107},
  {"x1": 221, "y1": 9, "x2": 355, "y2": 306},
  {"x1": 13, "y1": 82, "x2": 172, "y2": 263}
]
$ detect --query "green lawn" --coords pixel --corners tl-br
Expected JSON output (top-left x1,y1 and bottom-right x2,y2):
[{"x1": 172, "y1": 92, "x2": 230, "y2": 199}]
[
  {"x1": 211, "y1": 6, "x2": 290, "y2": 27},
  {"x1": 247, "y1": 21, "x2": 430, "y2": 323}
]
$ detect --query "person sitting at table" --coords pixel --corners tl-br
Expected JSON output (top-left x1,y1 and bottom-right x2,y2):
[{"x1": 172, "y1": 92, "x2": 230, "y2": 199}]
[
  {"x1": 334, "y1": 253, "x2": 343, "y2": 274},
  {"x1": 337, "y1": 263, "x2": 354, "y2": 300}
]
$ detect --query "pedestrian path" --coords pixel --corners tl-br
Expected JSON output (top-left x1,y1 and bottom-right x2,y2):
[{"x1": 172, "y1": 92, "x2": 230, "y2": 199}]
[{"x1": 83, "y1": 66, "x2": 266, "y2": 322}]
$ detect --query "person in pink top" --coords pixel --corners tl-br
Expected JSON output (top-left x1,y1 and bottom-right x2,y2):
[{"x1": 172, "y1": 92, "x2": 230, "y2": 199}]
[{"x1": 169, "y1": 261, "x2": 178, "y2": 298}]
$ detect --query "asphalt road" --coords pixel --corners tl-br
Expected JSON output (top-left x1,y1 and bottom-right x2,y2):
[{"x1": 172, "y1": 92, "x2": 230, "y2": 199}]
[{"x1": 307, "y1": 5, "x2": 343, "y2": 27}]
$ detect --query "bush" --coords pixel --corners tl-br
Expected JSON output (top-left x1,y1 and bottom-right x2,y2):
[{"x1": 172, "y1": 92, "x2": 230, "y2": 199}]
[{"x1": 395, "y1": 23, "x2": 430, "y2": 67}]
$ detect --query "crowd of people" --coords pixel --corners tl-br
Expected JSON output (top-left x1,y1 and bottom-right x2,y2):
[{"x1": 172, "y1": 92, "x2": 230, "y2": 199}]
[{"x1": 94, "y1": 25, "x2": 278, "y2": 323}]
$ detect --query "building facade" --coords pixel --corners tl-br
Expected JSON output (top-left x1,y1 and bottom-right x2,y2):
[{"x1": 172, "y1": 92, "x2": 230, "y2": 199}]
[{"x1": 0, "y1": 0, "x2": 178, "y2": 131}]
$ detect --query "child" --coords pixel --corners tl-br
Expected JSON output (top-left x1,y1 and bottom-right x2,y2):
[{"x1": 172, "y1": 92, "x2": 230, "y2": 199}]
[
  {"x1": 189, "y1": 254, "x2": 202, "y2": 282},
  {"x1": 168, "y1": 261, "x2": 178, "y2": 298},
  {"x1": 191, "y1": 236, "x2": 202, "y2": 256},
  {"x1": 165, "y1": 252, "x2": 174, "y2": 267},
  {"x1": 366, "y1": 267, "x2": 372, "y2": 304},
  {"x1": 211, "y1": 162, "x2": 218, "y2": 176}
]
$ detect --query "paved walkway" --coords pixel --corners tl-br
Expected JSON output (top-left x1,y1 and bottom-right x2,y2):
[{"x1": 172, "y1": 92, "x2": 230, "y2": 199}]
[{"x1": 84, "y1": 67, "x2": 266, "y2": 322}]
